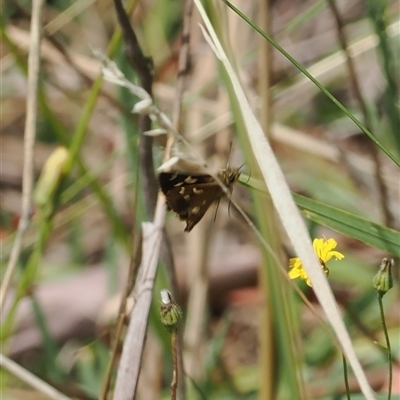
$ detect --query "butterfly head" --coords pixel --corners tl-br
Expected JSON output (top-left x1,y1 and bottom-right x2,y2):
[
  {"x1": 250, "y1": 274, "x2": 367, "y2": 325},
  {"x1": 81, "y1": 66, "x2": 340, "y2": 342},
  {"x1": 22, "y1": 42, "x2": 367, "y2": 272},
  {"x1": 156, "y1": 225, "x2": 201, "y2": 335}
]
[{"x1": 220, "y1": 167, "x2": 241, "y2": 186}]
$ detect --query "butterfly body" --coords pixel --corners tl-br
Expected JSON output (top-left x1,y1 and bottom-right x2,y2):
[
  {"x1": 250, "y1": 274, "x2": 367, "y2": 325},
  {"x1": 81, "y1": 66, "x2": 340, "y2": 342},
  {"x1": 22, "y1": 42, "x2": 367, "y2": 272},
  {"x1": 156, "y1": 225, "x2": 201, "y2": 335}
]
[{"x1": 159, "y1": 167, "x2": 241, "y2": 232}]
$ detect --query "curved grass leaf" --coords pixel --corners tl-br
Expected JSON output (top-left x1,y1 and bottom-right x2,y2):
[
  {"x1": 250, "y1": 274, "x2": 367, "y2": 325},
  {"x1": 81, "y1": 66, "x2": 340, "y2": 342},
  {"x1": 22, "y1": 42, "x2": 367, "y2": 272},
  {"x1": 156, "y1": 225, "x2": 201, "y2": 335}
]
[
  {"x1": 294, "y1": 193, "x2": 400, "y2": 258},
  {"x1": 241, "y1": 176, "x2": 399, "y2": 258}
]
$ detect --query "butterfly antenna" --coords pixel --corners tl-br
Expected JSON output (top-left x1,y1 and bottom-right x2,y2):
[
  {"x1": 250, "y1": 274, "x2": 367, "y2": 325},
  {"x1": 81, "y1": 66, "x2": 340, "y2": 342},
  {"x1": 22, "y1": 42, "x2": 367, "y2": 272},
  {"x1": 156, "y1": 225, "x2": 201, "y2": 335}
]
[
  {"x1": 214, "y1": 198, "x2": 221, "y2": 222},
  {"x1": 228, "y1": 178, "x2": 237, "y2": 217},
  {"x1": 246, "y1": 168, "x2": 251, "y2": 183},
  {"x1": 226, "y1": 141, "x2": 233, "y2": 169}
]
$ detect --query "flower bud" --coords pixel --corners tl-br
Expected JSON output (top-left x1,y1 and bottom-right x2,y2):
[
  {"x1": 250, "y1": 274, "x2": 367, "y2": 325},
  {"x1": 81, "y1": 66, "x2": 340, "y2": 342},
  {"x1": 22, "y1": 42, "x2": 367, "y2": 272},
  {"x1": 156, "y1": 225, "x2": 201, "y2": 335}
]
[
  {"x1": 373, "y1": 258, "x2": 394, "y2": 296},
  {"x1": 160, "y1": 289, "x2": 182, "y2": 333}
]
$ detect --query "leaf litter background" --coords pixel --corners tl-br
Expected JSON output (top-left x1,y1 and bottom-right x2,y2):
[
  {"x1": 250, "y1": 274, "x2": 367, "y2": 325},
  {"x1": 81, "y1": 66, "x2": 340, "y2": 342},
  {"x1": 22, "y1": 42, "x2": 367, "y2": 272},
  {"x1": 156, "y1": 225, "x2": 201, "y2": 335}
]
[{"x1": 1, "y1": 0, "x2": 399, "y2": 399}]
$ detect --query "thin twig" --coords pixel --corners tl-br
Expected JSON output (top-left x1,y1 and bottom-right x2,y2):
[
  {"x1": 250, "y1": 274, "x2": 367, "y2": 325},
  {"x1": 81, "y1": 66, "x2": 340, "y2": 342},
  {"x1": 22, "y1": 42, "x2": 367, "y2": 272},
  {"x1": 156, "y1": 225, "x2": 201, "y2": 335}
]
[
  {"x1": 342, "y1": 355, "x2": 352, "y2": 400},
  {"x1": 168, "y1": 2, "x2": 194, "y2": 399},
  {"x1": 161, "y1": 0, "x2": 194, "y2": 299},
  {"x1": 113, "y1": 0, "x2": 158, "y2": 216},
  {"x1": 328, "y1": 0, "x2": 394, "y2": 228},
  {"x1": 172, "y1": 0, "x2": 193, "y2": 129},
  {"x1": 0, "y1": 0, "x2": 44, "y2": 309},
  {"x1": 171, "y1": 332, "x2": 179, "y2": 400},
  {"x1": 377, "y1": 292, "x2": 393, "y2": 400},
  {"x1": 0, "y1": 354, "x2": 70, "y2": 400}
]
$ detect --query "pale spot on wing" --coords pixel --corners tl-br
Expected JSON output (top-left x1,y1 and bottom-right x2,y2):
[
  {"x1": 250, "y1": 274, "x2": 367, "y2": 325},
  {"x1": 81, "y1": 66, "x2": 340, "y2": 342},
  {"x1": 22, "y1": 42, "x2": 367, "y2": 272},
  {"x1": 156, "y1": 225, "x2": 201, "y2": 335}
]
[
  {"x1": 184, "y1": 176, "x2": 197, "y2": 184},
  {"x1": 184, "y1": 195, "x2": 191, "y2": 201},
  {"x1": 179, "y1": 187, "x2": 185, "y2": 194},
  {"x1": 191, "y1": 206, "x2": 200, "y2": 214},
  {"x1": 174, "y1": 182, "x2": 184, "y2": 187},
  {"x1": 193, "y1": 188, "x2": 203, "y2": 194}
]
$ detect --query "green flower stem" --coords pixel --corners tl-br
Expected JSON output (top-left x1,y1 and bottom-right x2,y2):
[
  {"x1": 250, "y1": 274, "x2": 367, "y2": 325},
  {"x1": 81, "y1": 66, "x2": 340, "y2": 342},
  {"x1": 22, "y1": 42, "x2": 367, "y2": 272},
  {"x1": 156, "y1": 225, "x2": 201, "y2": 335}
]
[
  {"x1": 171, "y1": 332, "x2": 178, "y2": 400},
  {"x1": 160, "y1": 290, "x2": 182, "y2": 400},
  {"x1": 377, "y1": 292, "x2": 392, "y2": 400},
  {"x1": 342, "y1": 354, "x2": 351, "y2": 400}
]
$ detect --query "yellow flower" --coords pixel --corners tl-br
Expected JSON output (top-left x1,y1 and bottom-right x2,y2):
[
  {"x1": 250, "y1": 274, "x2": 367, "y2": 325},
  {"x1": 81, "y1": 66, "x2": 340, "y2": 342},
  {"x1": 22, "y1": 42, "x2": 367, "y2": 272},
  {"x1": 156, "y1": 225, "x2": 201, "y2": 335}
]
[{"x1": 288, "y1": 238, "x2": 344, "y2": 287}]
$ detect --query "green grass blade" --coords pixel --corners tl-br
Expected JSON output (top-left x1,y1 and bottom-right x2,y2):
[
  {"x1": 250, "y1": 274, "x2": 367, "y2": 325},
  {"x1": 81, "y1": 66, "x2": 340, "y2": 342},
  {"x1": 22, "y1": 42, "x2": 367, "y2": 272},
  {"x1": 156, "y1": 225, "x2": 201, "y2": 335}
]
[
  {"x1": 241, "y1": 175, "x2": 399, "y2": 257},
  {"x1": 294, "y1": 193, "x2": 400, "y2": 258}
]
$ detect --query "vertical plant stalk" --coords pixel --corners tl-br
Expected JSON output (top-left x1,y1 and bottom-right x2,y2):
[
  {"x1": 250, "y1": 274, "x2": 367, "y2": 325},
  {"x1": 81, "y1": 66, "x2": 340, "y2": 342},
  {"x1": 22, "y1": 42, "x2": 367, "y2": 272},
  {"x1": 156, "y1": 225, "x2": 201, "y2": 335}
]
[
  {"x1": 373, "y1": 258, "x2": 394, "y2": 400},
  {"x1": 160, "y1": 290, "x2": 182, "y2": 400},
  {"x1": 171, "y1": 331, "x2": 179, "y2": 400},
  {"x1": 328, "y1": 0, "x2": 394, "y2": 228},
  {"x1": 168, "y1": 2, "x2": 194, "y2": 398},
  {"x1": 113, "y1": 0, "x2": 158, "y2": 217},
  {"x1": 173, "y1": 1, "x2": 210, "y2": 391},
  {"x1": 171, "y1": 0, "x2": 193, "y2": 131},
  {"x1": 256, "y1": 0, "x2": 274, "y2": 391},
  {"x1": 342, "y1": 355, "x2": 351, "y2": 400},
  {"x1": 0, "y1": 0, "x2": 44, "y2": 309},
  {"x1": 377, "y1": 293, "x2": 392, "y2": 400}
]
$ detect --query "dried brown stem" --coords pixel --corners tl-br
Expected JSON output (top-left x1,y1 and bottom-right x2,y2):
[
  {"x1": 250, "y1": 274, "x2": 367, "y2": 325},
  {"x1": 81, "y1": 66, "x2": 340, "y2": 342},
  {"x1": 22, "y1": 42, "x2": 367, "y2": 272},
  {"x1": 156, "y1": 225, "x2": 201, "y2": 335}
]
[
  {"x1": 172, "y1": 0, "x2": 194, "y2": 129},
  {"x1": 171, "y1": 332, "x2": 179, "y2": 400},
  {"x1": 113, "y1": 0, "x2": 158, "y2": 216},
  {"x1": 167, "y1": 2, "x2": 194, "y2": 399}
]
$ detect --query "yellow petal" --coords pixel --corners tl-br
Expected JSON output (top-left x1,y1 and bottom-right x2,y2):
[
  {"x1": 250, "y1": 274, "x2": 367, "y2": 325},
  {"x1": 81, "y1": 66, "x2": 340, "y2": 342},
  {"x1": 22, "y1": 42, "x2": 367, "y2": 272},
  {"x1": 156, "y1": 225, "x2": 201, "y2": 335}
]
[
  {"x1": 312, "y1": 238, "x2": 324, "y2": 259},
  {"x1": 320, "y1": 239, "x2": 336, "y2": 261},
  {"x1": 289, "y1": 268, "x2": 302, "y2": 279},
  {"x1": 326, "y1": 250, "x2": 344, "y2": 262},
  {"x1": 289, "y1": 257, "x2": 301, "y2": 268}
]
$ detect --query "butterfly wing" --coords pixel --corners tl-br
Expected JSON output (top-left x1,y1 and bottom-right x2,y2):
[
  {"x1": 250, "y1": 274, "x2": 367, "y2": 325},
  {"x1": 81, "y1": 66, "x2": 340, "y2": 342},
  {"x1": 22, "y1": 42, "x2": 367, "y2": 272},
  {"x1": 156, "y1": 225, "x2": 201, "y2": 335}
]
[
  {"x1": 159, "y1": 173, "x2": 222, "y2": 232},
  {"x1": 159, "y1": 172, "x2": 214, "y2": 194},
  {"x1": 179, "y1": 184, "x2": 222, "y2": 232}
]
